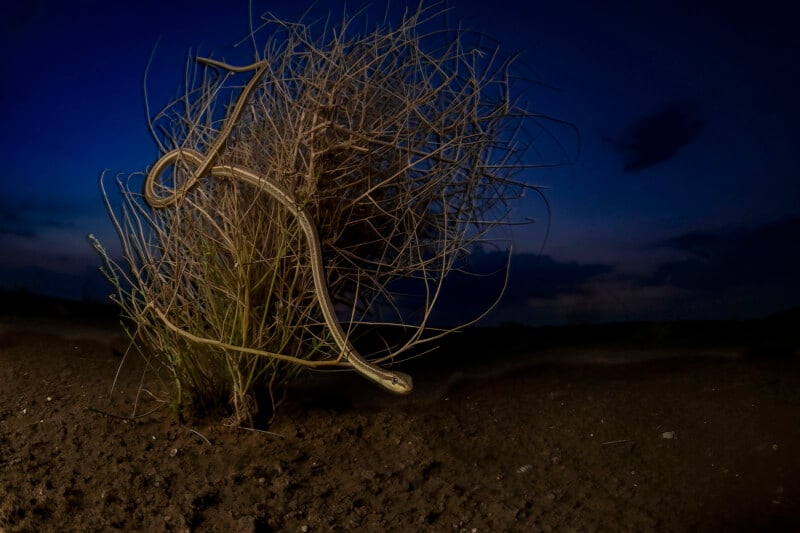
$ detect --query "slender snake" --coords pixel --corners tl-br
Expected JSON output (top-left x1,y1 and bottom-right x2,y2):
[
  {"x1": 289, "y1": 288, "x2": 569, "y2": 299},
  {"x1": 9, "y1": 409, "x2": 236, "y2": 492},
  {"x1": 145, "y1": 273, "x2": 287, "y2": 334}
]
[{"x1": 142, "y1": 58, "x2": 412, "y2": 394}]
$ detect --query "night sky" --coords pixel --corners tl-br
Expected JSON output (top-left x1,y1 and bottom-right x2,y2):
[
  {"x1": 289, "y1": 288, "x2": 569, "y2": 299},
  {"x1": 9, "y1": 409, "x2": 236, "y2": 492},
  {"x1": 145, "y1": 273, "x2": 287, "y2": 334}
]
[{"x1": 1, "y1": 0, "x2": 798, "y2": 325}]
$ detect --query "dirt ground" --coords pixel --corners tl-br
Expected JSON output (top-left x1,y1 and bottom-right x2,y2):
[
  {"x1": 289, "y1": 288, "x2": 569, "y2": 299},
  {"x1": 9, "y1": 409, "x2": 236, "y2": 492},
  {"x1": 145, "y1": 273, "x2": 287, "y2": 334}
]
[{"x1": 1, "y1": 300, "x2": 799, "y2": 531}]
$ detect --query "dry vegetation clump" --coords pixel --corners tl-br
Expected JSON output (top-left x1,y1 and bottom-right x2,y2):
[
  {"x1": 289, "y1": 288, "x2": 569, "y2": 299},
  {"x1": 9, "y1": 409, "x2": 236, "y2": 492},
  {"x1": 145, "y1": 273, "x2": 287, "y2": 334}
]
[{"x1": 91, "y1": 3, "x2": 566, "y2": 425}]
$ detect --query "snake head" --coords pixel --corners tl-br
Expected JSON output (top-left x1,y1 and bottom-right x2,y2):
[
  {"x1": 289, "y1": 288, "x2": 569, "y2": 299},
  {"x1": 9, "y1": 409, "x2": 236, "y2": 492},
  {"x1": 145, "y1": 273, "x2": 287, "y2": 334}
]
[{"x1": 384, "y1": 371, "x2": 414, "y2": 394}]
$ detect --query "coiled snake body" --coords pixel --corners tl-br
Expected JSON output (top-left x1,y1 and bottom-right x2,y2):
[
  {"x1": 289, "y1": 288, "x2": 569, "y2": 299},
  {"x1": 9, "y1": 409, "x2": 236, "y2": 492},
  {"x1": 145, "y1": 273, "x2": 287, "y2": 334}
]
[{"x1": 142, "y1": 59, "x2": 412, "y2": 394}]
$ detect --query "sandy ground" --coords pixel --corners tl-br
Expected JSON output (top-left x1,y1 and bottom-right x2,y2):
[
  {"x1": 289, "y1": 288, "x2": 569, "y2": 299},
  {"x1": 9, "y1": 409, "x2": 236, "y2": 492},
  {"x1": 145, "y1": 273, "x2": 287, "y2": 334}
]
[{"x1": 1, "y1": 299, "x2": 799, "y2": 531}]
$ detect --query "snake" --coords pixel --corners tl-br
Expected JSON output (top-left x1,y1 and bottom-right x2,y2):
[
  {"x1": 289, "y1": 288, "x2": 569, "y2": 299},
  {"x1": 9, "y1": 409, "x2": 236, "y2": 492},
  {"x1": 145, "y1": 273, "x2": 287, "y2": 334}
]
[{"x1": 142, "y1": 59, "x2": 413, "y2": 394}]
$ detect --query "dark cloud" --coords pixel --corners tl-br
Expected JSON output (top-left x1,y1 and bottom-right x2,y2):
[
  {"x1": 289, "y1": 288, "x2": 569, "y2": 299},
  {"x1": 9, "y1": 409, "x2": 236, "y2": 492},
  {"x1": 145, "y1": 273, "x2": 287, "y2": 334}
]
[
  {"x1": 0, "y1": 226, "x2": 36, "y2": 238},
  {"x1": 452, "y1": 250, "x2": 612, "y2": 301},
  {"x1": 0, "y1": 263, "x2": 108, "y2": 302},
  {"x1": 43, "y1": 219, "x2": 76, "y2": 229},
  {"x1": 494, "y1": 252, "x2": 613, "y2": 302},
  {"x1": 643, "y1": 216, "x2": 800, "y2": 291},
  {"x1": 0, "y1": 207, "x2": 35, "y2": 238},
  {"x1": 615, "y1": 100, "x2": 703, "y2": 172},
  {"x1": 392, "y1": 250, "x2": 614, "y2": 326},
  {"x1": 0, "y1": 199, "x2": 81, "y2": 238}
]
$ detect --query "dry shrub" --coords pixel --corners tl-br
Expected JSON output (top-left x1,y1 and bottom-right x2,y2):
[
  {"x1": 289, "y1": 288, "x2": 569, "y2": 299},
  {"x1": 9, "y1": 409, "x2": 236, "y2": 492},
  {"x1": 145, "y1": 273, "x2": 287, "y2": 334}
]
[{"x1": 91, "y1": 3, "x2": 566, "y2": 425}]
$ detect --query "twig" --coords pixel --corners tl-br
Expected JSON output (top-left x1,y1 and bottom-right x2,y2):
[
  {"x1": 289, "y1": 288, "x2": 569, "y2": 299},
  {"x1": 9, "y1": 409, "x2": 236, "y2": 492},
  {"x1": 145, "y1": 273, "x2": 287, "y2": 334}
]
[
  {"x1": 236, "y1": 426, "x2": 285, "y2": 439},
  {"x1": 601, "y1": 439, "x2": 633, "y2": 446},
  {"x1": 185, "y1": 426, "x2": 213, "y2": 446}
]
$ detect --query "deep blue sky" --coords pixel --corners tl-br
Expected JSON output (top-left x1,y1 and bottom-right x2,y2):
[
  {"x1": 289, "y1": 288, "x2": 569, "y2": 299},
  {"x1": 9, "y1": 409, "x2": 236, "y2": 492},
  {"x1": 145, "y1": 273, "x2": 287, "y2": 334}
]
[{"x1": 1, "y1": 0, "x2": 798, "y2": 325}]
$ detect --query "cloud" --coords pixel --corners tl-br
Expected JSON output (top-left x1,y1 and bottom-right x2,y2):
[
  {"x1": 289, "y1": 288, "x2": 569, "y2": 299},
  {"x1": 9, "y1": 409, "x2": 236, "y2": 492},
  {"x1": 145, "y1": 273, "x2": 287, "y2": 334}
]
[
  {"x1": 0, "y1": 198, "x2": 81, "y2": 238},
  {"x1": 0, "y1": 263, "x2": 108, "y2": 302},
  {"x1": 390, "y1": 250, "x2": 615, "y2": 326},
  {"x1": 643, "y1": 216, "x2": 800, "y2": 291},
  {"x1": 0, "y1": 226, "x2": 36, "y2": 238},
  {"x1": 492, "y1": 251, "x2": 613, "y2": 302},
  {"x1": 615, "y1": 100, "x2": 703, "y2": 172},
  {"x1": 423, "y1": 217, "x2": 800, "y2": 325},
  {"x1": 0, "y1": 226, "x2": 108, "y2": 302},
  {"x1": 0, "y1": 206, "x2": 35, "y2": 238},
  {"x1": 43, "y1": 219, "x2": 76, "y2": 229}
]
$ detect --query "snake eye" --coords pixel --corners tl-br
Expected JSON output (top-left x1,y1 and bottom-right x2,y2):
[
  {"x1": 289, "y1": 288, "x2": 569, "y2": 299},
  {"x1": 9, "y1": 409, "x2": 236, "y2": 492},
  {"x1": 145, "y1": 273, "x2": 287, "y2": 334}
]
[{"x1": 392, "y1": 377, "x2": 398, "y2": 385}]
